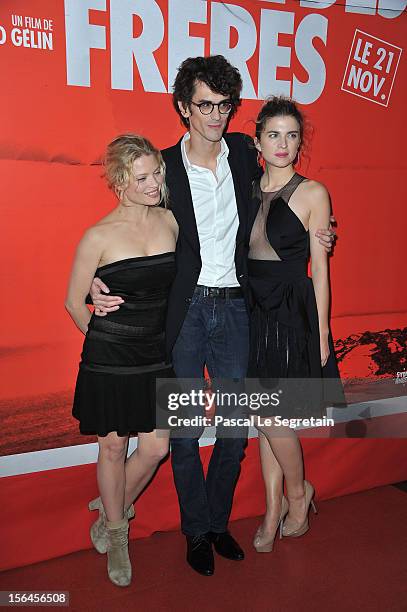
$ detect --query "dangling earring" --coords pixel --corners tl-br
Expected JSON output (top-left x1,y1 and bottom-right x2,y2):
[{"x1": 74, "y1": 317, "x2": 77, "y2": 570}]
[{"x1": 256, "y1": 150, "x2": 266, "y2": 170}]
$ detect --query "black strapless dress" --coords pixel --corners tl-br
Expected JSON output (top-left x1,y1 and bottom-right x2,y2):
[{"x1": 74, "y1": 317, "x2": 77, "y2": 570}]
[
  {"x1": 72, "y1": 252, "x2": 176, "y2": 436},
  {"x1": 247, "y1": 174, "x2": 344, "y2": 417}
]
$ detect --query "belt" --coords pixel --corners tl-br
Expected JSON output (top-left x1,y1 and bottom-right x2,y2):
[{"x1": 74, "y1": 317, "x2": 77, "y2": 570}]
[{"x1": 196, "y1": 285, "x2": 243, "y2": 299}]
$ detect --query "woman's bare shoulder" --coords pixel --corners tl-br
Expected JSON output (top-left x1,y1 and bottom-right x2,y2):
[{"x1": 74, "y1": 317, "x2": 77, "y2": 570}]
[
  {"x1": 301, "y1": 178, "x2": 328, "y2": 196},
  {"x1": 299, "y1": 178, "x2": 330, "y2": 208},
  {"x1": 92, "y1": 208, "x2": 121, "y2": 227},
  {"x1": 156, "y1": 206, "x2": 178, "y2": 227},
  {"x1": 80, "y1": 217, "x2": 116, "y2": 248},
  {"x1": 155, "y1": 206, "x2": 173, "y2": 216}
]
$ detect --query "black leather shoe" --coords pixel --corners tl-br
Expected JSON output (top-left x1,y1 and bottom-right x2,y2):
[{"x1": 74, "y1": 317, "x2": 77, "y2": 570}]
[
  {"x1": 186, "y1": 534, "x2": 214, "y2": 576},
  {"x1": 209, "y1": 531, "x2": 245, "y2": 560}
]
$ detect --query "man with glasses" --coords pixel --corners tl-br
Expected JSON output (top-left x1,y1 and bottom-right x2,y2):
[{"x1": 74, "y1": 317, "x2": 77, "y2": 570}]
[
  {"x1": 159, "y1": 56, "x2": 256, "y2": 576},
  {"x1": 91, "y1": 55, "x2": 333, "y2": 576}
]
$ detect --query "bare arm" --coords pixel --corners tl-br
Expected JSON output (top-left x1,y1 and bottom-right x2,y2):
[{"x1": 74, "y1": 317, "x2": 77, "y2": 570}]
[
  {"x1": 308, "y1": 183, "x2": 331, "y2": 367},
  {"x1": 65, "y1": 230, "x2": 104, "y2": 333}
]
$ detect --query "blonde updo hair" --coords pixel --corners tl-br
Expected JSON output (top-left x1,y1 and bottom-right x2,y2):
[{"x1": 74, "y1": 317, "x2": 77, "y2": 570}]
[{"x1": 105, "y1": 133, "x2": 169, "y2": 207}]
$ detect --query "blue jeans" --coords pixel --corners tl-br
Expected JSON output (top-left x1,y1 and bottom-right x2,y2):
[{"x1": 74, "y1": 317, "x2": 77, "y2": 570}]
[{"x1": 171, "y1": 287, "x2": 249, "y2": 536}]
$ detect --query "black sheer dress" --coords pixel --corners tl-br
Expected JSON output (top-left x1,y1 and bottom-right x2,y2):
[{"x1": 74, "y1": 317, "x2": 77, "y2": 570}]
[{"x1": 247, "y1": 174, "x2": 343, "y2": 417}]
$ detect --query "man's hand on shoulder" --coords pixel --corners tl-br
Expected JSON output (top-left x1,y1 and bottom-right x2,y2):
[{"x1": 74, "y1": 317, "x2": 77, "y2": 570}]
[{"x1": 315, "y1": 215, "x2": 336, "y2": 253}]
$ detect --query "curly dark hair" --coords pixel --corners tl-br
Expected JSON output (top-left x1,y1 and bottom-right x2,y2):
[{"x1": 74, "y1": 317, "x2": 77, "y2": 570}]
[
  {"x1": 255, "y1": 96, "x2": 304, "y2": 141},
  {"x1": 172, "y1": 55, "x2": 243, "y2": 127}
]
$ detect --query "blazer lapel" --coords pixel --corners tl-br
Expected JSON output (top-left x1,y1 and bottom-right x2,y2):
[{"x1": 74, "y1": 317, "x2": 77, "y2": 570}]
[
  {"x1": 227, "y1": 142, "x2": 247, "y2": 246},
  {"x1": 166, "y1": 139, "x2": 200, "y2": 257}
]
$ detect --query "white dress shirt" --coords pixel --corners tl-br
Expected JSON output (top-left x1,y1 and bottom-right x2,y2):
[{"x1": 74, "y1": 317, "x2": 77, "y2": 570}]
[{"x1": 181, "y1": 133, "x2": 240, "y2": 287}]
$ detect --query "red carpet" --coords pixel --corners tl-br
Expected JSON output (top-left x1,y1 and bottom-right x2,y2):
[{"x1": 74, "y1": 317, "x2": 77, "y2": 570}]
[{"x1": 1, "y1": 486, "x2": 407, "y2": 611}]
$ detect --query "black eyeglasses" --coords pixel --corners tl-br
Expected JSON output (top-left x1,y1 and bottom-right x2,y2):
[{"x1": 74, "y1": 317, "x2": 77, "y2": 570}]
[{"x1": 190, "y1": 100, "x2": 233, "y2": 115}]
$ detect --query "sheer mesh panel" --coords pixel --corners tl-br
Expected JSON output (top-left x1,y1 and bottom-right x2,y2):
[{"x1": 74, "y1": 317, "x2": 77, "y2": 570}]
[
  {"x1": 249, "y1": 191, "x2": 281, "y2": 260},
  {"x1": 249, "y1": 174, "x2": 306, "y2": 261}
]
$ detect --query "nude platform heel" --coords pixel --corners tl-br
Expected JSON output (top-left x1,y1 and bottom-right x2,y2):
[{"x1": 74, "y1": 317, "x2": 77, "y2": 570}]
[
  {"x1": 282, "y1": 480, "x2": 317, "y2": 538},
  {"x1": 253, "y1": 496, "x2": 289, "y2": 553}
]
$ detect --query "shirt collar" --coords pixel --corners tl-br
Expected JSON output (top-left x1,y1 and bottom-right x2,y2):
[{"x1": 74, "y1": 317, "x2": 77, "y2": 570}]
[{"x1": 181, "y1": 132, "x2": 229, "y2": 172}]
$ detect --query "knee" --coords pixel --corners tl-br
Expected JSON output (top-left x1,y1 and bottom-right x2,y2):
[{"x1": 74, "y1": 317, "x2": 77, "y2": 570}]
[
  {"x1": 153, "y1": 441, "x2": 170, "y2": 463},
  {"x1": 99, "y1": 437, "x2": 127, "y2": 463},
  {"x1": 257, "y1": 420, "x2": 289, "y2": 439},
  {"x1": 140, "y1": 440, "x2": 169, "y2": 466}
]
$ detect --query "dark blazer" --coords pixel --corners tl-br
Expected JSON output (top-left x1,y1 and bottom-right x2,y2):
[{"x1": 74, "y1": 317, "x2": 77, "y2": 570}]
[{"x1": 162, "y1": 132, "x2": 260, "y2": 355}]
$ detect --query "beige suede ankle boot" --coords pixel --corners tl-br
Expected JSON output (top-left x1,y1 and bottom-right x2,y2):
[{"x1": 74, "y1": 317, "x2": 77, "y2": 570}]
[
  {"x1": 106, "y1": 517, "x2": 132, "y2": 587},
  {"x1": 88, "y1": 497, "x2": 135, "y2": 554}
]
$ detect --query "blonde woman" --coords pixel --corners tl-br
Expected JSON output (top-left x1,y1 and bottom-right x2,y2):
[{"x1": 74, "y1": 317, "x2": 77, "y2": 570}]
[{"x1": 65, "y1": 134, "x2": 178, "y2": 586}]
